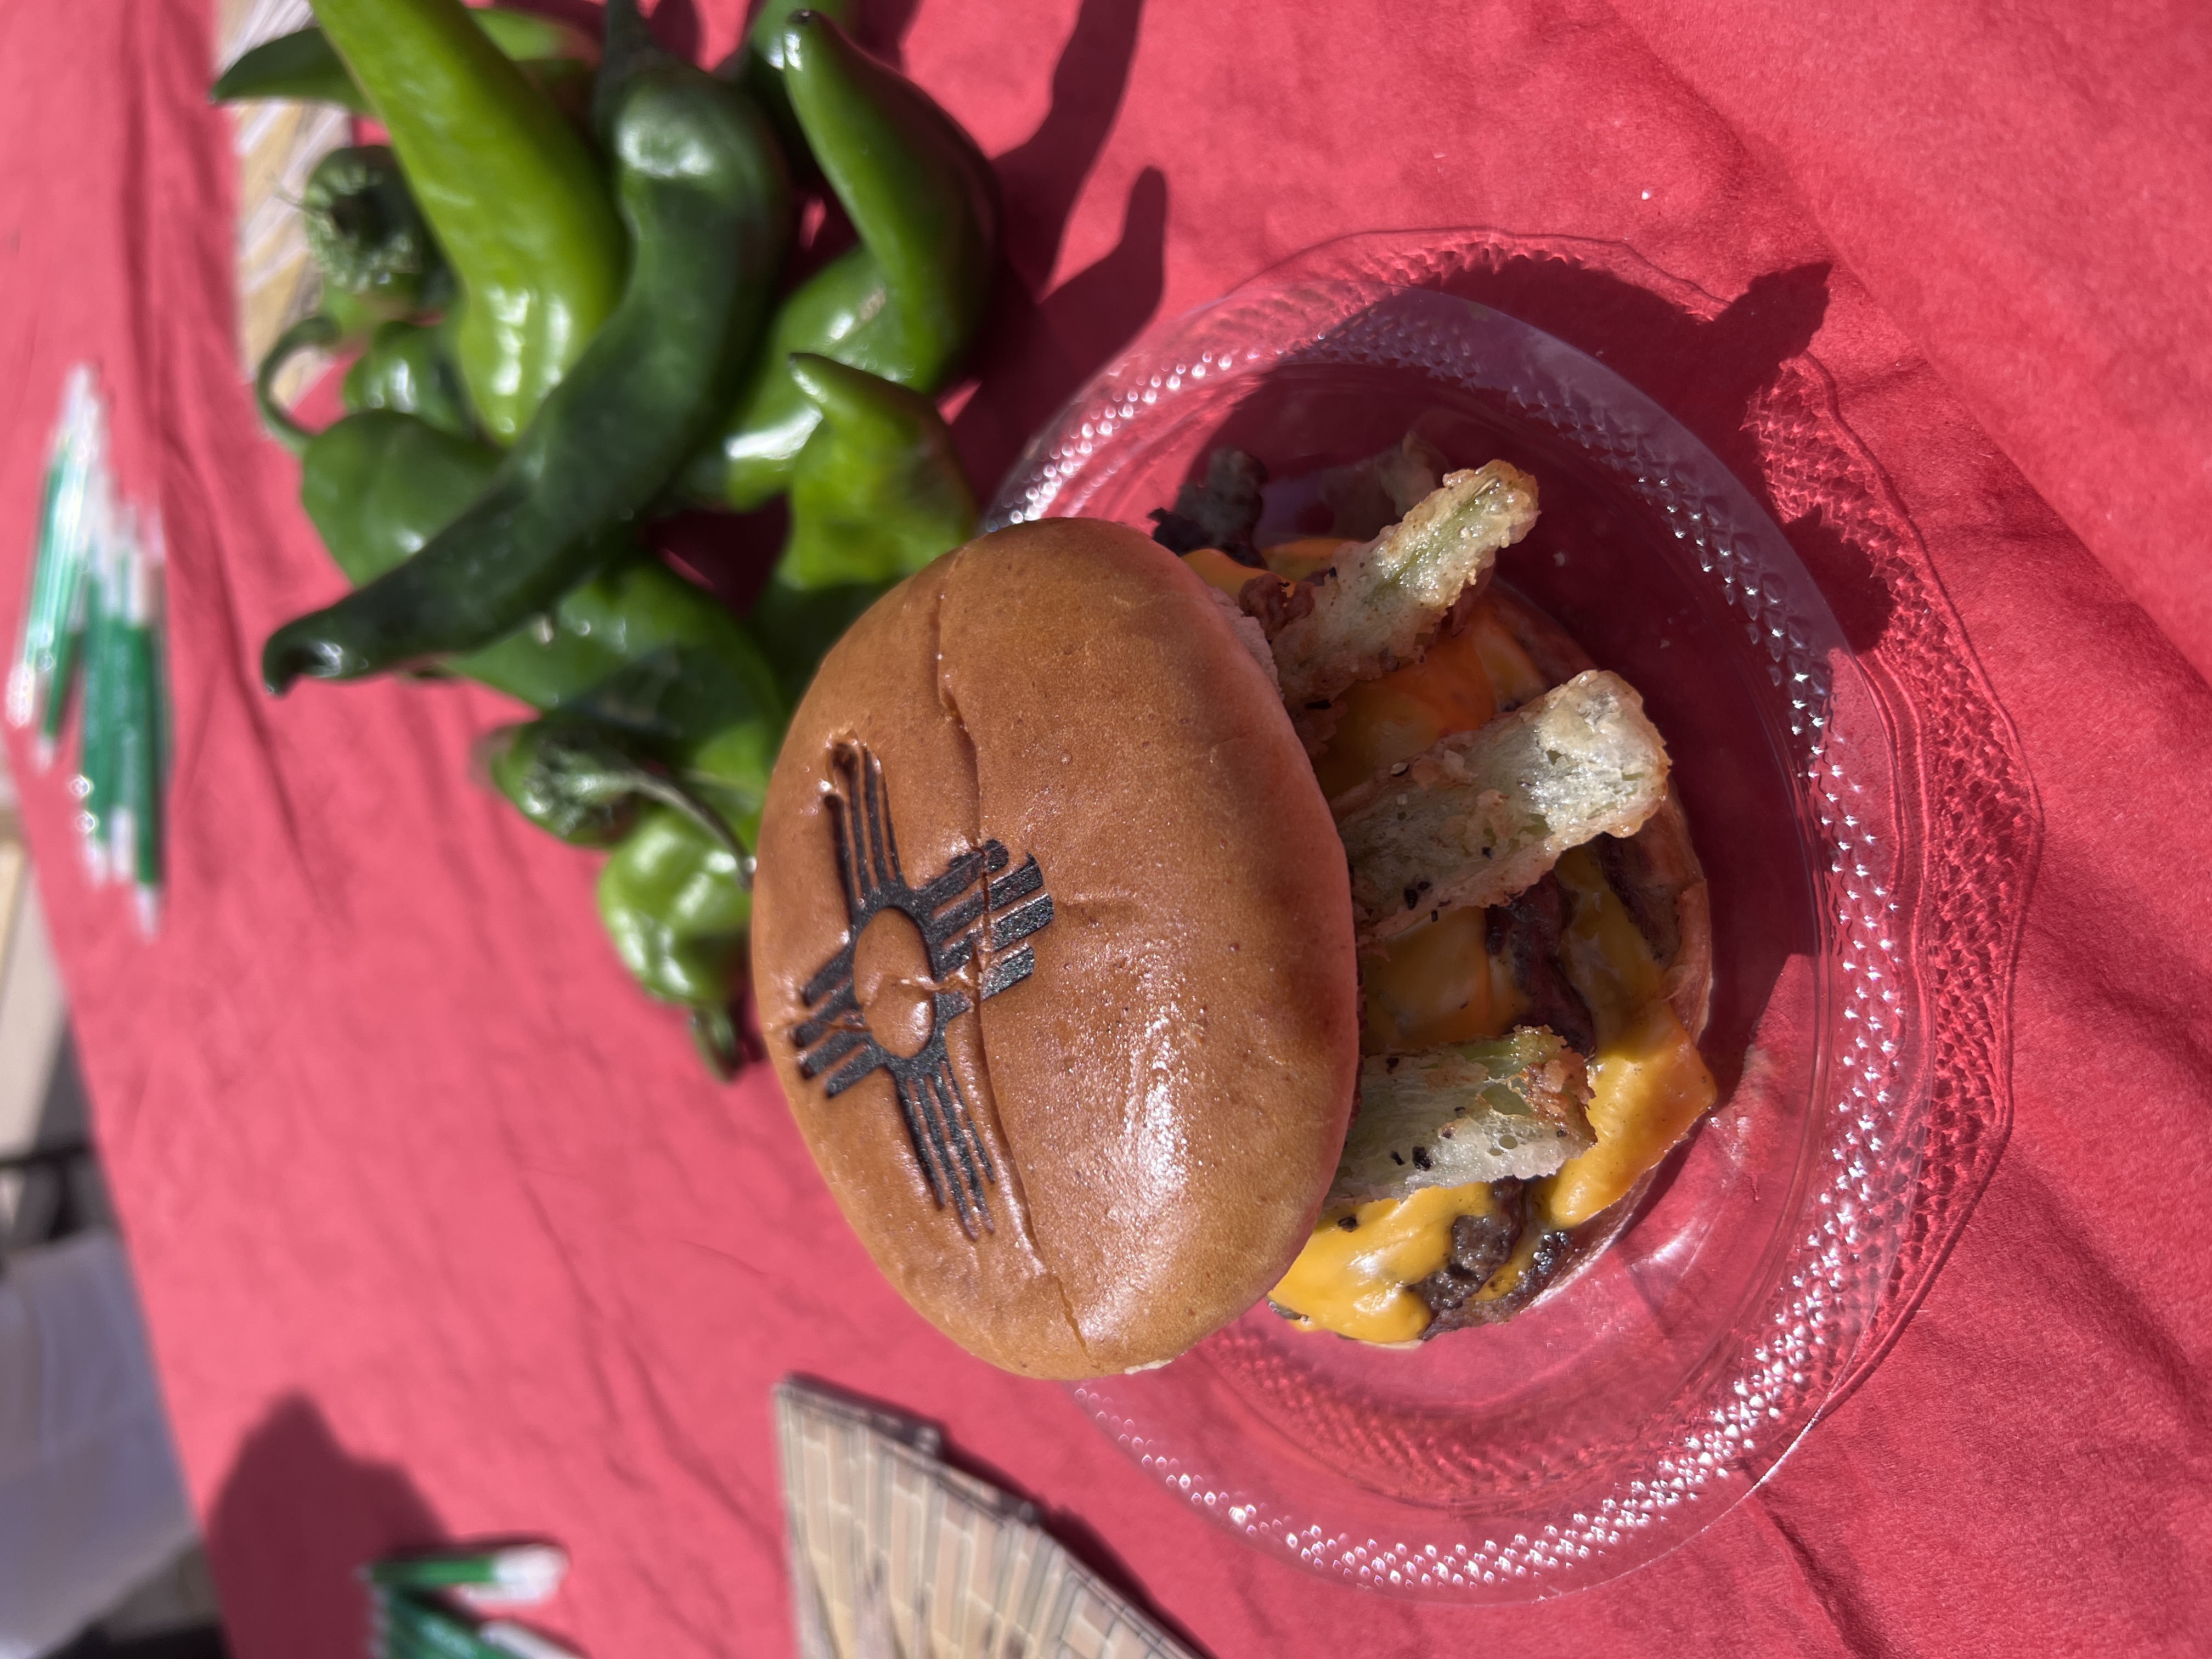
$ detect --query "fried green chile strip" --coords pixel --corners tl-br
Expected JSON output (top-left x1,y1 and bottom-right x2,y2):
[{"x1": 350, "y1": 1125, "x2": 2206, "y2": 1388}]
[
  {"x1": 687, "y1": 10, "x2": 998, "y2": 509},
  {"x1": 1332, "y1": 670, "x2": 1672, "y2": 942},
  {"x1": 307, "y1": 0, "x2": 624, "y2": 443},
  {"x1": 1269, "y1": 461, "x2": 1540, "y2": 709},
  {"x1": 262, "y1": 24, "x2": 792, "y2": 692},
  {"x1": 1329, "y1": 1029, "x2": 1595, "y2": 1204},
  {"x1": 211, "y1": 8, "x2": 599, "y2": 115}
]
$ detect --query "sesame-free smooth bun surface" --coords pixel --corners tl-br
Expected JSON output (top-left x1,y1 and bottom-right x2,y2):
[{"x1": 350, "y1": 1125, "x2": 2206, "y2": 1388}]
[{"x1": 751, "y1": 519, "x2": 1361, "y2": 1378}]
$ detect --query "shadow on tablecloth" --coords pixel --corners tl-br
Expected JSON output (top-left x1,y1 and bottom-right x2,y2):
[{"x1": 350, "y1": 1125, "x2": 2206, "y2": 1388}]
[{"x1": 204, "y1": 1398, "x2": 444, "y2": 1659}]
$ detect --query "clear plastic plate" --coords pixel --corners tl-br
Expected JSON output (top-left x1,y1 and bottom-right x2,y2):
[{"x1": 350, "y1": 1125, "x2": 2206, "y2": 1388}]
[{"x1": 981, "y1": 239, "x2": 2024, "y2": 1601}]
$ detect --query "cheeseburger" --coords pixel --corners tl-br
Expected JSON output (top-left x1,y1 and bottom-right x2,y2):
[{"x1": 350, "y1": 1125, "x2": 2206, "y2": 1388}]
[{"x1": 753, "y1": 439, "x2": 1716, "y2": 1379}]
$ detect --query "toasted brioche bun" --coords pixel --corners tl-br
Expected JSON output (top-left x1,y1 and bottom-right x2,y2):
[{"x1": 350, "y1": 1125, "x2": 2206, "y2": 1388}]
[{"x1": 751, "y1": 519, "x2": 1361, "y2": 1379}]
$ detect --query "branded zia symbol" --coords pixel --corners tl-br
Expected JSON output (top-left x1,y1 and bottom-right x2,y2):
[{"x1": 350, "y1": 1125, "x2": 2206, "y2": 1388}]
[{"x1": 789, "y1": 742, "x2": 1056, "y2": 1237}]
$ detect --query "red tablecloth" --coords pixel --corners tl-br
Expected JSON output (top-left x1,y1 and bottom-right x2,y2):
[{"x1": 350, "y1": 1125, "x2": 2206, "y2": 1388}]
[{"x1": 6, "y1": 1, "x2": 2211, "y2": 1652}]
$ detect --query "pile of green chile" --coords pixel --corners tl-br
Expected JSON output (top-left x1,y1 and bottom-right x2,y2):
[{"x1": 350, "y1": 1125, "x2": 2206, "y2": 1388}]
[{"x1": 221, "y1": 0, "x2": 998, "y2": 1076}]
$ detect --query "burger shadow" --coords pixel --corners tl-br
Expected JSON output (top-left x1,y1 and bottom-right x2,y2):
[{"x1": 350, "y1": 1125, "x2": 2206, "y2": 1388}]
[
  {"x1": 784, "y1": 1376, "x2": 1216, "y2": 1658},
  {"x1": 953, "y1": 0, "x2": 1161, "y2": 501},
  {"x1": 951, "y1": 166, "x2": 1170, "y2": 501},
  {"x1": 1419, "y1": 256, "x2": 1897, "y2": 655},
  {"x1": 203, "y1": 1396, "x2": 448, "y2": 1659}
]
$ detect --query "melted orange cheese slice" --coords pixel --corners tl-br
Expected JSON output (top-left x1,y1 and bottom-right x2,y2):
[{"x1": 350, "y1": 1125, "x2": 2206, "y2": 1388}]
[
  {"x1": 1359, "y1": 905, "x2": 1524, "y2": 1054},
  {"x1": 1460, "y1": 601, "x2": 1549, "y2": 708},
  {"x1": 1271, "y1": 1182, "x2": 1501, "y2": 1345},
  {"x1": 1311, "y1": 612, "x2": 1516, "y2": 797},
  {"x1": 1262, "y1": 536, "x2": 1348, "y2": 582},
  {"x1": 1543, "y1": 846, "x2": 1717, "y2": 1227},
  {"x1": 1181, "y1": 546, "x2": 1267, "y2": 597}
]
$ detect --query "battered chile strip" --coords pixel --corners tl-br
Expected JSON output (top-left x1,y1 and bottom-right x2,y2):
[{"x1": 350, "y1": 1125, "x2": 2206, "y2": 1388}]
[
  {"x1": 1261, "y1": 460, "x2": 1539, "y2": 709},
  {"x1": 1330, "y1": 1030, "x2": 1594, "y2": 1200},
  {"x1": 1332, "y1": 668, "x2": 1673, "y2": 942},
  {"x1": 686, "y1": 10, "x2": 999, "y2": 510},
  {"x1": 262, "y1": 2, "x2": 792, "y2": 690}
]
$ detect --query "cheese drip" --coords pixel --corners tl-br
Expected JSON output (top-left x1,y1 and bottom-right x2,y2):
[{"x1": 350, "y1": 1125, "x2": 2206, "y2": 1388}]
[
  {"x1": 1272, "y1": 1183, "x2": 1500, "y2": 1345},
  {"x1": 1544, "y1": 847, "x2": 1717, "y2": 1227}
]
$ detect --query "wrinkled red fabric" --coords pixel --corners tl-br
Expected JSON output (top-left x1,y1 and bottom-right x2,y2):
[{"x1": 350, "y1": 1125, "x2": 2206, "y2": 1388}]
[{"x1": 3, "y1": 1, "x2": 2209, "y2": 1655}]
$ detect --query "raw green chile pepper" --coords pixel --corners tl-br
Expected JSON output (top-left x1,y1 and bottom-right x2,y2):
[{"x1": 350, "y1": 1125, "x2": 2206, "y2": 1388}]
[
  {"x1": 491, "y1": 668, "x2": 770, "y2": 1074},
  {"x1": 597, "y1": 805, "x2": 753, "y2": 1076},
  {"x1": 298, "y1": 411, "x2": 495, "y2": 580},
  {"x1": 476, "y1": 636, "x2": 782, "y2": 859},
  {"x1": 262, "y1": 9, "x2": 793, "y2": 691},
  {"x1": 487, "y1": 715, "x2": 741, "y2": 853},
  {"x1": 255, "y1": 314, "x2": 346, "y2": 459},
  {"x1": 746, "y1": 578, "x2": 894, "y2": 708},
  {"x1": 341, "y1": 321, "x2": 475, "y2": 441},
  {"x1": 296, "y1": 408, "x2": 777, "y2": 1070},
  {"x1": 780, "y1": 353, "x2": 976, "y2": 588},
  {"x1": 253, "y1": 146, "x2": 451, "y2": 460},
  {"x1": 300, "y1": 145, "x2": 445, "y2": 312},
  {"x1": 296, "y1": 413, "x2": 782, "y2": 780},
  {"x1": 464, "y1": 580, "x2": 783, "y2": 816},
  {"x1": 211, "y1": 8, "x2": 600, "y2": 118},
  {"x1": 740, "y1": 354, "x2": 977, "y2": 706},
  {"x1": 308, "y1": 0, "x2": 626, "y2": 443},
  {"x1": 687, "y1": 10, "x2": 998, "y2": 510},
  {"x1": 724, "y1": 0, "x2": 859, "y2": 184},
  {"x1": 487, "y1": 718, "x2": 648, "y2": 847},
  {"x1": 214, "y1": 21, "x2": 381, "y2": 108}
]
